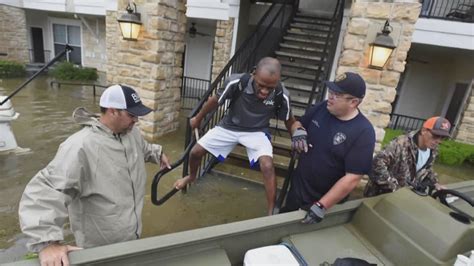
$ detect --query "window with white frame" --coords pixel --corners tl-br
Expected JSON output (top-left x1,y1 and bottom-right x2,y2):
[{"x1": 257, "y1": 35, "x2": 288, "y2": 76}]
[{"x1": 53, "y1": 24, "x2": 82, "y2": 65}]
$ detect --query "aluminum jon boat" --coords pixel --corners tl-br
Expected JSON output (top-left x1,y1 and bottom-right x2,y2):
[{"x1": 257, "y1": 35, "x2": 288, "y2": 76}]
[{"x1": 10, "y1": 181, "x2": 474, "y2": 265}]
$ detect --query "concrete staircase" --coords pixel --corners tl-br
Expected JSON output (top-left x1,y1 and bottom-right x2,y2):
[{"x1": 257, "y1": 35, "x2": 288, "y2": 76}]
[{"x1": 215, "y1": 11, "x2": 337, "y2": 184}]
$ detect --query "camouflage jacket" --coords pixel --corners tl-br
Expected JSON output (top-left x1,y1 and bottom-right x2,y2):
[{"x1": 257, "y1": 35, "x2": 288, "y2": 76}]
[{"x1": 364, "y1": 130, "x2": 439, "y2": 197}]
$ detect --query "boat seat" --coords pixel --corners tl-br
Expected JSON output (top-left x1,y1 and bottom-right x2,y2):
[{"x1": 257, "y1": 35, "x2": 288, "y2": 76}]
[
  {"x1": 351, "y1": 188, "x2": 474, "y2": 265},
  {"x1": 283, "y1": 225, "x2": 384, "y2": 265},
  {"x1": 152, "y1": 247, "x2": 231, "y2": 266}
]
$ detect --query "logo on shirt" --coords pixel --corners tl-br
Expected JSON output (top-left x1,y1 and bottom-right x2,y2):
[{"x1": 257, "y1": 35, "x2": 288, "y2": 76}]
[
  {"x1": 333, "y1": 132, "x2": 346, "y2": 145},
  {"x1": 263, "y1": 99, "x2": 274, "y2": 106},
  {"x1": 312, "y1": 120, "x2": 320, "y2": 128}
]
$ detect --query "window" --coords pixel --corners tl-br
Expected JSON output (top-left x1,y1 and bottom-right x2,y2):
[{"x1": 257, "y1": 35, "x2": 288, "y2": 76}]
[{"x1": 53, "y1": 24, "x2": 82, "y2": 65}]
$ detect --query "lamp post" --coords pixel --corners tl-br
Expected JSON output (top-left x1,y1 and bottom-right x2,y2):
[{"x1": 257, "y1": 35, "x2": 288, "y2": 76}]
[
  {"x1": 117, "y1": 3, "x2": 142, "y2": 41},
  {"x1": 369, "y1": 20, "x2": 396, "y2": 70}
]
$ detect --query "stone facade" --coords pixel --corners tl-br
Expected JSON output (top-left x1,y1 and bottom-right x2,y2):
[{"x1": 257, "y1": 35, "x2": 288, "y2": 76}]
[
  {"x1": 337, "y1": 0, "x2": 421, "y2": 151},
  {"x1": 82, "y1": 17, "x2": 107, "y2": 72},
  {"x1": 454, "y1": 84, "x2": 474, "y2": 144},
  {"x1": 211, "y1": 18, "x2": 234, "y2": 81},
  {"x1": 106, "y1": 0, "x2": 186, "y2": 141},
  {"x1": 0, "y1": 5, "x2": 28, "y2": 64}
]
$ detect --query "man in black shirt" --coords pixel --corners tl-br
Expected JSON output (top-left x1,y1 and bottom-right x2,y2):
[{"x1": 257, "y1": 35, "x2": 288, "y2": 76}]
[
  {"x1": 175, "y1": 57, "x2": 299, "y2": 215},
  {"x1": 283, "y1": 72, "x2": 376, "y2": 223}
]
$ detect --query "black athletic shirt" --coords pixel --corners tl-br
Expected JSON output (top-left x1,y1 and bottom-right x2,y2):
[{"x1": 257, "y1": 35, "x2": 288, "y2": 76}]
[
  {"x1": 292, "y1": 100, "x2": 375, "y2": 203},
  {"x1": 216, "y1": 73, "x2": 291, "y2": 132}
]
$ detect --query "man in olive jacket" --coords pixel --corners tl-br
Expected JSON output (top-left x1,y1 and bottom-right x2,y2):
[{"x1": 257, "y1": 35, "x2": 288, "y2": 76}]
[
  {"x1": 364, "y1": 116, "x2": 450, "y2": 196},
  {"x1": 19, "y1": 85, "x2": 171, "y2": 266}
]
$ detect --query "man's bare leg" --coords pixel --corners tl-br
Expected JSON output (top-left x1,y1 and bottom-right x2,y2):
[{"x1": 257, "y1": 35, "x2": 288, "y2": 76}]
[
  {"x1": 258, "y1": 155, "x2": 277, "y2": 215},
  {"x1": 174, "y1": 144, "x2": 208, "y2": 189}
]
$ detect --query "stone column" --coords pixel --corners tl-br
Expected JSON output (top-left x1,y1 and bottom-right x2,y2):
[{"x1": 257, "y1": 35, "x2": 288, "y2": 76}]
[
  {"x1": 454, "y1": 85, "x2": 474, "y2": 144},
  {"x1": 336, "y1": 0, "x2": 421, "y2": 150},
  {"x1": 211, "y1": 18, "x2": 234, "y2": 81},
  {"x1": 0, "y1": 5, "x2": 28, "y2": 64},
  {"x1": 106, "y1": 0, "x2": 186, "y2": 141}
]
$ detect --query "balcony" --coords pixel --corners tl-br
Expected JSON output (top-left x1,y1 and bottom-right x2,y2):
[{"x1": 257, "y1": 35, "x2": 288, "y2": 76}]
[{"x1": 420, "y1": 0, "x2": 473, "y2": 23}]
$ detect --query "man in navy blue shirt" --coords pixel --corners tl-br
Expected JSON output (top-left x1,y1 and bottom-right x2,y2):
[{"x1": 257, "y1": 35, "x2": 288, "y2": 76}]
[{"x1": 283, "y1": 72, "x2": 376, "y2": 224}]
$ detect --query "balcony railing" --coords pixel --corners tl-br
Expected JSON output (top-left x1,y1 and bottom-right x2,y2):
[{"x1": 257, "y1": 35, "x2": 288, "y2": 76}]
[
  {"x1": 420, "y1": 0, "x2": 473, "y2": 22},
  {"x1": 388, "y1": 113, "x2": 425, "y2": 132},
  {"x1": 181, "y1": 76, "x2": 210, "y2": 110}
]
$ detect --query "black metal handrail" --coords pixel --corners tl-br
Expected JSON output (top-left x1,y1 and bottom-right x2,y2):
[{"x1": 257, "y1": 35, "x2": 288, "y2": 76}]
[
  {"x1": 150, "y1": 1, "x2": 299, "y2": 206},
  {"x1": 420, "y1": 0, "x2": 474, "y2": 22},
  {"x1": 181, "y1": 76, "x2": 210, "y2": 110},
  {"x1": 306, "y1": 0, "x2": 345, "y2": 108},
  {"x1": 50, "y1": 81, "x2": 108, "y2": 97}
]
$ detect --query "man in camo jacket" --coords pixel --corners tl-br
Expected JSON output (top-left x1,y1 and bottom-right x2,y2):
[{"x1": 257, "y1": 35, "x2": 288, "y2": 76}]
[{"x1": 364, "y1": 116, "x2": 450, "y2": 196}]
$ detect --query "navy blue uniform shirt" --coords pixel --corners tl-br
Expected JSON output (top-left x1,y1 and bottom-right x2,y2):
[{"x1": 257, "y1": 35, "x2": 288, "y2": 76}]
[{"x1": 291, "y1": 100, "x2": 375, "y2": 204}]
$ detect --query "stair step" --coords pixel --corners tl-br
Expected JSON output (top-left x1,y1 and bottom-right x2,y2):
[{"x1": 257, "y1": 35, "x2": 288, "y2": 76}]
[
  {"x1": 290, "y1": 22, "x2": 331, "y2": 31},
  {"x1": 282, "y1": 70, "x2": 315, "y2": 81},
  {"x1": 293, "y1": 17, "x2": 333, "y2": 26},
  {"x1": 279, "y1": 43, "x2": 324, "y2": 53},
  {"x1": 283, "y1": 36, "x2": 326, "y2": 45},
  {"x1": 275, "y1": 51, "x2": 322, "y2": 61},
  {"x1": 280, "y1": 60, "x2": 323, "y2": 71},
  {"x1": 290, "y1": 24, "x2": 330, "y2": 34},
  {"x1": 287, "y1": 28, "x2": 329, "y2": 39},
  {"x1": 290, "y1": 94, "x2": 311, "y2": 105},
  {"x1": 283, "y1": 82, "x2": 313, "y2": 92}
]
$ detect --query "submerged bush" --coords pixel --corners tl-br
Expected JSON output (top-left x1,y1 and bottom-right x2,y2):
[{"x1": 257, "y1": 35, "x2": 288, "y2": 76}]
[
  {"x1": 0, "y1": 60, "x2": 26, "y2": 78},
  {"x1": 383, "y1": 128, "x2": 474, "y2": 166},
  {"x1": 50, "y1": 61, "x2": 98, "y2": 81}
]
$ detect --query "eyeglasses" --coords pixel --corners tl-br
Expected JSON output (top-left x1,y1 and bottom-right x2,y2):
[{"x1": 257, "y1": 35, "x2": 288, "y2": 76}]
[
  {"x1": 327, "y1": 89, "x2": 355, "y2": 100},
  {"x1": 428, "y1": 130, "x2": 447, "y2": 140},
  {"x1": 120, "y1": 110, "x2": 137, "y2": 119}
]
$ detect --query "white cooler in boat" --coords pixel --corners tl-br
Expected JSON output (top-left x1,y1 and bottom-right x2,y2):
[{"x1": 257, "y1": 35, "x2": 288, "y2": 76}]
[{"x1": 244, "y1": 244, "x2": 300, "y2": 266}]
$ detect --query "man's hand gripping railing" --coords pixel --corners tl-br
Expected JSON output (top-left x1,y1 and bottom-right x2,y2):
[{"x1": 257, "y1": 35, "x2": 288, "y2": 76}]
[{"x1": 151, "y1": 134, "x2": 197, "y2": 206}]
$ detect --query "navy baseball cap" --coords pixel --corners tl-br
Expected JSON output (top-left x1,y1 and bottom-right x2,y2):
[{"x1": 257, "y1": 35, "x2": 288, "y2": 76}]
[
  {"x1": 100, "y1": 84, "x2": 152, "y2": 116},
  {"x1": 325, "y1": 72, "x2": 366, "y2": 98}
]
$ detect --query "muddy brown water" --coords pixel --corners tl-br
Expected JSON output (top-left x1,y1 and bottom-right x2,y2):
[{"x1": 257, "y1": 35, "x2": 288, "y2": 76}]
[
  {"x1": 0, "y1": 76, "x2": 267, "y2": 263},
  {"x1": 0, "y1": 75, "x2": 472, "y2": 263}
]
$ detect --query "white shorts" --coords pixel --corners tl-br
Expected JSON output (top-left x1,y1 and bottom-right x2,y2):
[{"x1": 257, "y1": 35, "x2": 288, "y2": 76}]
[{"x1": 198, "y1": 126, "x2": 273, "y2": 167}]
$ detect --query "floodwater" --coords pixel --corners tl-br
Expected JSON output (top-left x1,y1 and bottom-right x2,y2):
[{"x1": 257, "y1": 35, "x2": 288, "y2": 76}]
[
  {"x1": 0, "y1": 75, "x2": 267, "y2": 263},
  {"x1": 0, "y1": 75, "x2": 473, "y2": 263}
]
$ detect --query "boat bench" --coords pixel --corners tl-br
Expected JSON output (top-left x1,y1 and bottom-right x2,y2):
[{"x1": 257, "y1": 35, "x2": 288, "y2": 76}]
[
  {"x1": 152, "y1": 247, "x2": 231, "y2": 266},
  {"x1": 283, "y1": 225, "x2": 384, "y2": 265}
]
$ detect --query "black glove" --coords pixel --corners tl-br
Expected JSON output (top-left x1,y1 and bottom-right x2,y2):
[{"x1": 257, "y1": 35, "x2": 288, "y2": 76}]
[
  {"x1": 291, "y1": 127, "x2": 308, "y2": 153},
  {"x1": 302, "y1": 202, "x2": 325, "y2": 224}
]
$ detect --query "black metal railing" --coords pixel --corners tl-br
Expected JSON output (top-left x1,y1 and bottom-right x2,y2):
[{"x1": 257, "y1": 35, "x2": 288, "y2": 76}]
[
  {"x1": 151, "y1": 1, "x2": 299, "y2": 205},
  {"x1": 388, "y1": 113, "x2": 425, "y2": 132},
  {"x1": 28, "y1": 49, "x2": 51, "y2": 64},
  {"x1": 50, "y1": 81, "x2": 108, "y2": 97},
  {"x1": 181, "y1": 76, "x2": 210, "y2": 110},
  {"x1": 306, "y1": 0, "x2": 345, "y2": 108},
  {"x1": 420, "y1": 0, "x2": 474, "y2": 22},
  {"x1": 184, "y1": 1, "x2": 298, "y2": 180}
]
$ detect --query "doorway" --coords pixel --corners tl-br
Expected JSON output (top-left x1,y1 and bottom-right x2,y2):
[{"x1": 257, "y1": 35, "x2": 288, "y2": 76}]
[
  {"x1": 445, "y1": 82, "x2": 471, "y2": 127},
  {"x1": 31, "y1": 27, "x2": 45, "y2": 63}
]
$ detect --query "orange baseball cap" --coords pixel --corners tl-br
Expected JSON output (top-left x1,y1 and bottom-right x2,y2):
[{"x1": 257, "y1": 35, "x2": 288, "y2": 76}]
[{"x1": 423, "y1": 117, "x2": 451, "y2": 137}]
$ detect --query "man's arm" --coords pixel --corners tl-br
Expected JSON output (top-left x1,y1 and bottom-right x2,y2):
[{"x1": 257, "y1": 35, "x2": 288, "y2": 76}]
[
  {"x1": 319, "y1": 173, "x2": 363, "y2": 209},
  {"x1": 302, "y1": 173, "x2": 362, "y2": 224},
  {"x1": 190, "y1": 95, "x2": 219, "y2": 129},
  {"x1": 370, "y1": 140, "x2": 402, "y2": 191}
]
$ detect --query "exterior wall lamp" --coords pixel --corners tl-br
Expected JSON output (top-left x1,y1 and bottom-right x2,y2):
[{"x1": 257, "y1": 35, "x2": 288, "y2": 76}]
[
  {"x1": 117, "y1": 3, "x2": 142, "y2": 41},
  {"x1": 369, "y1": 20, "x2": 396, "y2": 69}
]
